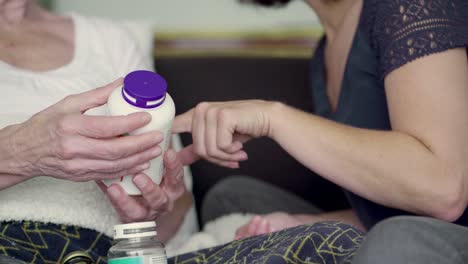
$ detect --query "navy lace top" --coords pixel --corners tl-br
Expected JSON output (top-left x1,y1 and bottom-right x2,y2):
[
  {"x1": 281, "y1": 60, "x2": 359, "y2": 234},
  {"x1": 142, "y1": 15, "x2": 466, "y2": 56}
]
[{"x1": 310, "y1": 0, "x2": 468, "y2": 229}]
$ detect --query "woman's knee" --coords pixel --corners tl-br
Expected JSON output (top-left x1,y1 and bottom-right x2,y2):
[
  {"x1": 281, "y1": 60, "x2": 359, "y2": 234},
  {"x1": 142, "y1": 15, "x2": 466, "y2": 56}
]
[
  {"x1": 353, "y1": 216, "x2": 451, "y2": 264},
  {"x1": 367, "y1": 216, "x2": 426, "y2": 239}
]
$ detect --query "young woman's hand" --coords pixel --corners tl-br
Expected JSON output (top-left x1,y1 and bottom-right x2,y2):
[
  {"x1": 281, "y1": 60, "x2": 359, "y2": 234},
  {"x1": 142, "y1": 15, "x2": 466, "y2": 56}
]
[
  {"x1": 3, "y1": 79, "x2": 162, "y2": 182},
  {"x1": 98, "y1": 149, "x2": 187, "y2": 223},
  {"x1": 173, "y1": 100, "x2": 278, "y2": 168}
]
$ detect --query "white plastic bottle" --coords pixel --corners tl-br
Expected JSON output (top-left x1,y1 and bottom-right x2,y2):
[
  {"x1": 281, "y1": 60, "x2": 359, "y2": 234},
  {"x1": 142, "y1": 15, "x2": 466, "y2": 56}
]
[
  {"x1": 105, "y1": 70, "x2": 175, "y2": 195},
  {"x1": 107, "y1": 221, "x2": 167, "y2": 264}
]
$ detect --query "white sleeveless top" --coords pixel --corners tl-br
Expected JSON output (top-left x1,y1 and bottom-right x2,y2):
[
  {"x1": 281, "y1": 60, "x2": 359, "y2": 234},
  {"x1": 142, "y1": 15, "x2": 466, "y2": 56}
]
[{"x1": 0, "y1": 14, "x2": 196, "y2": 245}]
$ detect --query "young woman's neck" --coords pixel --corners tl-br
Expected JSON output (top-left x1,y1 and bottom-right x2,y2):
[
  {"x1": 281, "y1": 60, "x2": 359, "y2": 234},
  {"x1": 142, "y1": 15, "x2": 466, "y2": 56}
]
[
  {"x1": 305, "y1": 0, "x2": 360, "y2": 41},
  {"x1": 0, "y1": 0, "x2": 44, "y2": 25}
]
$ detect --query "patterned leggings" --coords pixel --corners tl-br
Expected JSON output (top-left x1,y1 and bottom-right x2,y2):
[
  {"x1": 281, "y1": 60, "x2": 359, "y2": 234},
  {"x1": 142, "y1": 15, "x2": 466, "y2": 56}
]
[
  {"x1": 169, "y1": 222, "x2": 365, "y2": 264},
  {"x1": 0, "y1": 221, "x2": 112, "y2": 264},
  {"x1": 0, "y1": 221, "x2": 364, "y2": 264}
]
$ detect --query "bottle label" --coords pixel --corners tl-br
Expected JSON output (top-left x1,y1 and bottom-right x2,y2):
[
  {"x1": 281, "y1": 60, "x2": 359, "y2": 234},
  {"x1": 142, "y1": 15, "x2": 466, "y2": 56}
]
[{"x1": 108, "y1": 256, "x2": 167, "y2": 264}]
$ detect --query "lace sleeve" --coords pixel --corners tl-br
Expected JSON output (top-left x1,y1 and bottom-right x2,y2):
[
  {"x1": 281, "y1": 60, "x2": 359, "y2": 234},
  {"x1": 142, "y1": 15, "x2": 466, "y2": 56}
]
[{"x1": 373, "y1": 0, "x2": 468, "y2": 79}]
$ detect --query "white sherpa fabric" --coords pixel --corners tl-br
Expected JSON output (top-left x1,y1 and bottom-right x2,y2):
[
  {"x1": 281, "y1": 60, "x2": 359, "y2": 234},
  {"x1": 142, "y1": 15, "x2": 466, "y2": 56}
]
[
  {"x1": 166, "y1": 213, "x2": 254, "y2": 257},
  {"x1": 0, "y1": 176, "x2": 120, "y2": 236}
]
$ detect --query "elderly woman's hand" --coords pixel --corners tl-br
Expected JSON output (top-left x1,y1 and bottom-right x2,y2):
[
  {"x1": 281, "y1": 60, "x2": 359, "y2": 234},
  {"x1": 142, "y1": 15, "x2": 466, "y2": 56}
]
[
  {"x1": 5, "y1": 79, "x2": 162, "y2": 182},
  {"x1": 173, "y1": 100, "x2": 278, "y2": 168},
  {"x1": 99, "y1": 149, "x2": 186, "y2": 222}
]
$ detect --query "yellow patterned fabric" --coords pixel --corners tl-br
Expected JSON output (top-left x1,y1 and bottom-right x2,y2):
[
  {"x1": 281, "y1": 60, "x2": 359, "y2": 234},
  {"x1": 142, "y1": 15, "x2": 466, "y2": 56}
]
[
  {"x1": 0, "y1": 221, "x2": 112, "y2": 264},
  {"x1": 170, "y1": 222, "x2": 365, "y2": 264}
]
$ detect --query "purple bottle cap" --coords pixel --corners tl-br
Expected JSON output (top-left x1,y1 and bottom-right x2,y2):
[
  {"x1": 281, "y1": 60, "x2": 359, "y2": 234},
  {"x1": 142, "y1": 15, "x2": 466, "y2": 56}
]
[{"x1": 122, "y1": 70, "x2": 167, "y2": 109}]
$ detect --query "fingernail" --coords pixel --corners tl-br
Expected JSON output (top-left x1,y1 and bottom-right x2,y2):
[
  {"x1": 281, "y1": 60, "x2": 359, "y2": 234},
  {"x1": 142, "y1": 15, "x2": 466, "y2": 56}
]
[
  {"x1": 134, "y1": 174, "x2": 148, "y2": 188},
  {"x1": 141, "y1": 113, "x2": 151, "y2": 123},
  {"x1": 154, "y1": 132, "x2": 163, "y2": 143},
  {"x1": 239, "y1": 152, "x2": 248, "y2": 160},
  {"x1": 167, "y1": 149, "x2": 176, "y2": 161},
  {"x1": 138, "y1": 163, "x2": 150, "y2": 171},
  {"x1": 108, "y1": 186, "x2": 120, "y2": 199},
  {"x1": 152, "y1": 147, "x2": 162, "y2": 156}
]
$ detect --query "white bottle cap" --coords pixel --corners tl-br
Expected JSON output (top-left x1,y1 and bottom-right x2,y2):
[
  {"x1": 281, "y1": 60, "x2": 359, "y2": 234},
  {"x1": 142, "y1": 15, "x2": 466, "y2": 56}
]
[{"x1": 113, "y1": 221, "x2": 157, "y2": 240}]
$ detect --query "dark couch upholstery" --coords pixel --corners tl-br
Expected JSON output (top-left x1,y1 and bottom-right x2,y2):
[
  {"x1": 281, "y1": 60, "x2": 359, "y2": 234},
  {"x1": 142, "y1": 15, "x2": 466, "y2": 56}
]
[{"x1": 155, "y1": 57, "x2": 350, "y2": 225}]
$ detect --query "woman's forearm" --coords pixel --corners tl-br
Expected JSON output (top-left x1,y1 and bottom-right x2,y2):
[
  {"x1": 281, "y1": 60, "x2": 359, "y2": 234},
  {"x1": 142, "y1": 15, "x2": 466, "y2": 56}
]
[
  {"x1": 0, "y1": 124, "x2": 32, "y2": 190},
  {"x1": 155, "y1": 190, "x2": 193, "y2": 243},
  {"x1": 269, "y1": 103, "x2": 466, "y2": 221}
]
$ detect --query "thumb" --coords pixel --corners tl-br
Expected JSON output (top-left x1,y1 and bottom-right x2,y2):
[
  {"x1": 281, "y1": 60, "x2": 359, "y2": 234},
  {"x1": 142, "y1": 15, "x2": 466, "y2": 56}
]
[
  {"x1": 177, "y1": 145, "x2": 200, "y2": 166},
  {"x1": 172, "y1": 109, "x2": 194, "y2": 134},
  {"x1": 63, "y1": 78, "x2": 123, "y2": 113}
]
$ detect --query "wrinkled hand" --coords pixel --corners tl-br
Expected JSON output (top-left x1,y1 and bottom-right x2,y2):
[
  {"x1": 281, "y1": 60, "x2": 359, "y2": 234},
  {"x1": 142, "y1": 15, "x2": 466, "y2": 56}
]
[
  {"x1": 98, "y1": 149, "x2": 186, "y2": 223},
  {"x1": 8, "y1": 79, "x2": 163, "y2": 182},
  {"x1": 235, "y1": 212, "x2": 304, "y2": 240},
  {"x1": 173, "y1": 100, "x2": 276, "y2": 168}
]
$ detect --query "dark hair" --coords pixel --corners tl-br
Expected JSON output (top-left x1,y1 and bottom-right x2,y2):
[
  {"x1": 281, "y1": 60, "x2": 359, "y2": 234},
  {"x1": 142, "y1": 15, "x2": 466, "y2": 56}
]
[{"x1": 240, "y1": 0, "x2": 293, "y2": 7}]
